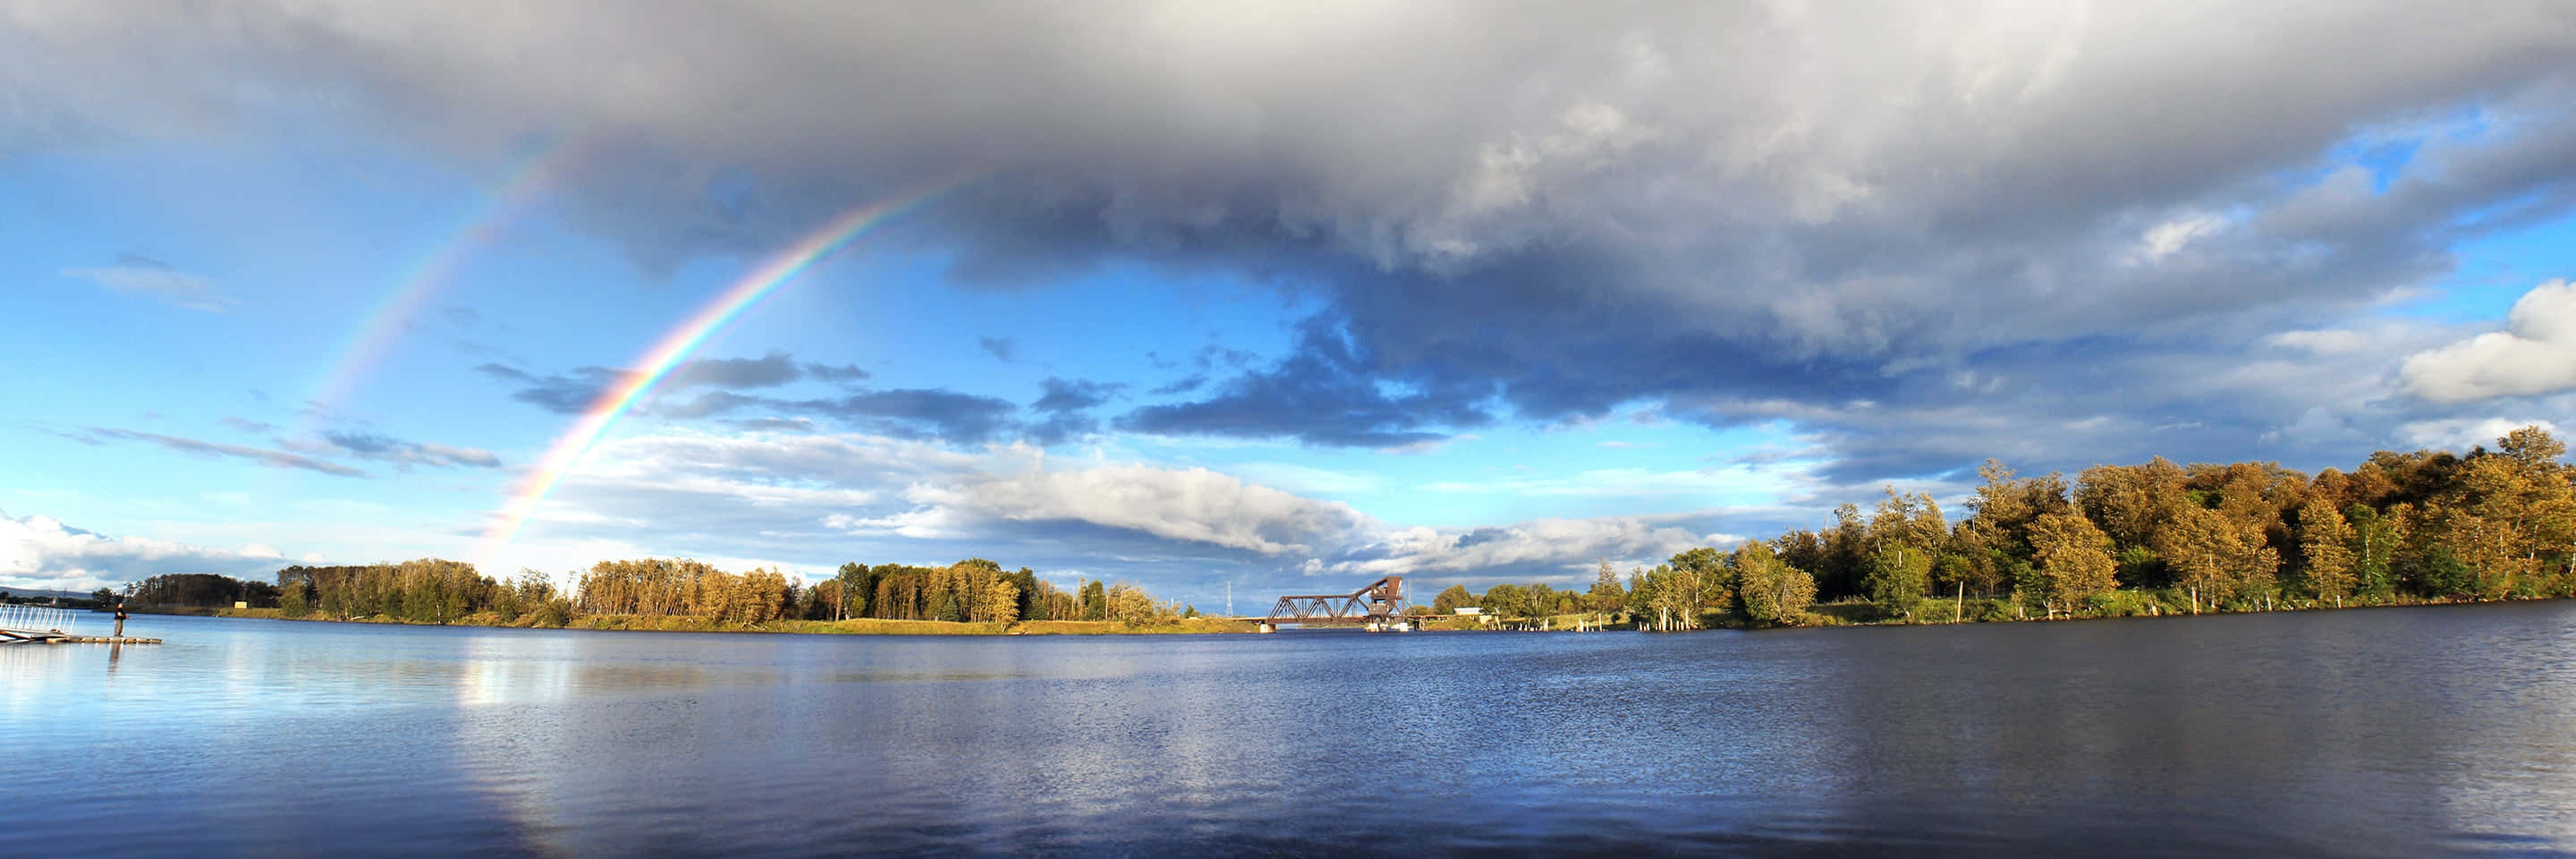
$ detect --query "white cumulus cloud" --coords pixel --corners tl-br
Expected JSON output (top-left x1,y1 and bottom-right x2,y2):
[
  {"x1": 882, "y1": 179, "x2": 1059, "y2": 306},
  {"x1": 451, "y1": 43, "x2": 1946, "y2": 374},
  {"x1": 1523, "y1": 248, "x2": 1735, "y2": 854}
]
[
  {"x1": 1, "y1": 510, "x2": 287, "y2": 591},
  {"x1": 2396, "y1": 417, "x2": 2562, "y2": 452},
  {"x1": 2401, "y1": 279, "x2": 2576, "y2": 403}
]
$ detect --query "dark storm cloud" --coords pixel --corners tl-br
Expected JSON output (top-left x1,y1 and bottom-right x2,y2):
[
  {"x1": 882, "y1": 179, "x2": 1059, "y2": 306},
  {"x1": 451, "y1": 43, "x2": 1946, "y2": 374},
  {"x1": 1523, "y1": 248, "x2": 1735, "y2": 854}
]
[
  {"x1": 1121, "y1": 315, "x2": 1496, "y2": 448},
  {"x1": 490, "y1": 355, "x2": 1087, "y2": 445},
  {"x1": 21, "y1": 2, "x2": 2576, "y2": 481}
]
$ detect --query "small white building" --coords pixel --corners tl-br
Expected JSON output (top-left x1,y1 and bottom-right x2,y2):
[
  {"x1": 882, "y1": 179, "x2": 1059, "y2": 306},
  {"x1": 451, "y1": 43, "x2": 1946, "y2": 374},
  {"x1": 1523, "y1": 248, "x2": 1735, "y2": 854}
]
[{"x1": 1453, "y1": 607, "x2": 1483, "y2": 616}]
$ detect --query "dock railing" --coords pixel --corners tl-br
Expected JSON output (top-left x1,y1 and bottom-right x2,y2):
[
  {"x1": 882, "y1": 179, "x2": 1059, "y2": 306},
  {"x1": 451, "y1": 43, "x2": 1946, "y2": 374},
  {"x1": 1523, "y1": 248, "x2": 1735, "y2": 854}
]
[{"x1": 0, "y1": 605, "x2": 77, "y2": 635}]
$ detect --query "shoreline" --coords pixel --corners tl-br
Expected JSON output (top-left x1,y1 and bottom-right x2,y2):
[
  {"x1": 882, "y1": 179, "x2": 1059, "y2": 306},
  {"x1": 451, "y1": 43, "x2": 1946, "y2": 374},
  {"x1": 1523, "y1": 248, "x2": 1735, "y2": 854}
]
[
  {"x1": 134, "y1": 591, "x2": 2576, "y2": 638},
  {"x1": 197, "y1": 607, "x2": 1265, "y2": 635}
]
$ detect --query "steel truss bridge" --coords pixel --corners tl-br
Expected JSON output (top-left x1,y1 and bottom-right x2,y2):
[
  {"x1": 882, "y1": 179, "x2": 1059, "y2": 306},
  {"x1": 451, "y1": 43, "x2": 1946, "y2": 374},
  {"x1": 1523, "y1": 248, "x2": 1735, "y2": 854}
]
[{"x1": 1257, "y1": 576, "x2": 1419, "y2": 632}]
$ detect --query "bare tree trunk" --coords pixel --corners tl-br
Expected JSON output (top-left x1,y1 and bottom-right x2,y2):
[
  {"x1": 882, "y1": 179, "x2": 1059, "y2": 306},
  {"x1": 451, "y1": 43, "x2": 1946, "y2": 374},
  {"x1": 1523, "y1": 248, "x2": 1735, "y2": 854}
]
[{"x1": 1955, "y1": 581, "x2": 1965, "y2": 623}]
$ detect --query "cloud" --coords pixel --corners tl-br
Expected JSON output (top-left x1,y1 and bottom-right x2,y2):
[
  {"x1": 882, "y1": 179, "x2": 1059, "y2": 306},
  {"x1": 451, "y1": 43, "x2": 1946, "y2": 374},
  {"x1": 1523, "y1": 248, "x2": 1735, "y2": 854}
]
[
  {"x1": 2396, "y1": 416, "x2": 2563, "y2": 452},
  {"x1": 1, "y1": 509, "x2": 287, "y2": 591},
  {"x1": 2400, "y1": 280, "x2": 2576, "y2": 403},
  {"x1": 82, "y1": 427, "x2": 367, "y2": 478},
  {"x1": 521, "y1": 430, "x2": 1366, "y2": 571},
  {"x1": 804, "y1": 389, "x2": 1021, "y2": 443},
  {"x1": 312, "y1": 431, "x2": 502, "y2": 470},
  {"x1": 486, "y1": 355, "x2": 1114, "y2": 446},
  {"x1": 2267, "y1": 329, "x2": 2374, "y2": 356},
  {"x1": 478, "y1": 352, "x2": 867, "y2": 415},
  {"x1": 474, "y1": 362, "x2": 611, "y2": 414},
  {"x1": 1326, "y1": 515, "x2": 1714, "y2": 584},
  {"x1": 1023, "y1": 377, "x2": 1123, "y2": 445},
  {"x1": 843, "y1": 452, "x2": 1374, "y2": 557},
  {"x1": 21, "y1": 2, "x2": 2576, "y2": 485},
  {"x1": 978, "y1": 336, "x2": 1016, "y2": 361},
  {"x1": 522, "y1": 427, "x2": 1760, "y2": 600},
  {"x1": 660, "y1": 350, "x2": 807, "y2": 390},
  {"x1": 802, "y1": 361, "x2": 871, "y2": 383},
  {"x1": 1033, "y1": 377, "x2": 1120, "y2": 413},
  {"x1": 60, "y1": 254, "x2": 236, "y2": 311},
  {"x1": 1121, "y1": 316, "x2": 1493, "y2": 447}
]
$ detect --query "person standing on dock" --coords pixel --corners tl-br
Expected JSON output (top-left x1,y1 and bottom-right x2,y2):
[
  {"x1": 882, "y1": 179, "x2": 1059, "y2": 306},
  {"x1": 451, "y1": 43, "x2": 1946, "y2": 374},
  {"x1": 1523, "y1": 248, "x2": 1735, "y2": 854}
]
[{"x1": 114, "y1": 602, "x2": 127, "y2": 638}]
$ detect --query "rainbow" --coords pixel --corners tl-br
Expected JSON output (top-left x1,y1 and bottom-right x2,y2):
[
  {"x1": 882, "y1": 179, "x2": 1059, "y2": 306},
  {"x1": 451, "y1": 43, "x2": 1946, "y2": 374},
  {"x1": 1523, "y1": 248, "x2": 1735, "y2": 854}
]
[
  {"x1": 306, "y1": 141, "x2": 580, "y2": 421},
  {"x1": 476, "y1": 180, "x2": 963, "y2": 553}
]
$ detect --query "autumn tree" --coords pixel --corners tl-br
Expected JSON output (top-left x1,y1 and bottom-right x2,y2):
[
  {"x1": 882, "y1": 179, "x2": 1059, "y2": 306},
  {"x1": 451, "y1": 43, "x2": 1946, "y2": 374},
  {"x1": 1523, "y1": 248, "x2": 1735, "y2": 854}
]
[
  {"x1": 2297, "y1": 498, "x2": 2356, "y2": 607},
  {"x1": 2028, "y1": 512, "x2": 2117, "y2": 616}
]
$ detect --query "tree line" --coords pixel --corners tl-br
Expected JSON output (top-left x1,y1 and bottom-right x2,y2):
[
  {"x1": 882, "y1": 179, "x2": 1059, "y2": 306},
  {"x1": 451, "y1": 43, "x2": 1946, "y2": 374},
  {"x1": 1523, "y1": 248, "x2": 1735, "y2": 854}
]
[
  {"x1": 120, "y1": 556, "x2": 1188, "y2": 629},
  {"x1": 1430, "y1": 426, "x2": 2575, "y2": 628},
  {"x1": 814, "y1": 560, "x2": 1184, "y2": 625}
]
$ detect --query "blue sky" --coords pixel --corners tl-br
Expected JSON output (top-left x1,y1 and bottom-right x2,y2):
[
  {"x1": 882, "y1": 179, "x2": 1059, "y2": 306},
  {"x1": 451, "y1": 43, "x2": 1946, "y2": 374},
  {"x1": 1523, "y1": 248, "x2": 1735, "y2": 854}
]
[{"x1": 5, "y1": 3, "x2": 2573, "y2": 608}]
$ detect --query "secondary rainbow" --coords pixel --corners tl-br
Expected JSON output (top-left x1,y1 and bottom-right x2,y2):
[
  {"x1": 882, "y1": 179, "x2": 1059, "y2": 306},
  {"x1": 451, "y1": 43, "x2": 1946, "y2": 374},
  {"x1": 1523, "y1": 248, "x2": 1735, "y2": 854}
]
[
  {"x1": 477, "y1": 180, "x2": 964, "y2": 552},
  {"x1": 306, "y1": 141, "x2": 579, "y2": 421}
]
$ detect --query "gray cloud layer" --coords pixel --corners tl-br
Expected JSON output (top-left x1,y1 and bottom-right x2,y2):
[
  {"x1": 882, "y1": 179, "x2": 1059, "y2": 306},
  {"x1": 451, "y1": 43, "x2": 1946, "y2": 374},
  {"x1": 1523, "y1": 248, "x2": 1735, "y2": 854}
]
[
  {"x1": 13, "y1": 2, "x2": 2576, "y2": 481},
  {"x1": 83, "y1": 426, "x2": 366, "y2": 477}
]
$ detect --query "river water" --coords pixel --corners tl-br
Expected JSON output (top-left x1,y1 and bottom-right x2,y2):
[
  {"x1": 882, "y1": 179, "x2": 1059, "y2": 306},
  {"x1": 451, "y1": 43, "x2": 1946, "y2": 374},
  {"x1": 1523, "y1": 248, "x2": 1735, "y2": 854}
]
[{"x1": 4, "y1": 603, "x2": 2574, "y2": 856}]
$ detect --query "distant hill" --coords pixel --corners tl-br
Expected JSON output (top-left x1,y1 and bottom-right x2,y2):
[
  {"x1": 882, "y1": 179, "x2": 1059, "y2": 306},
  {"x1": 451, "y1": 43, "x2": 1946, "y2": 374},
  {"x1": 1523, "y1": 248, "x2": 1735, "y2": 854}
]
[{"x1": 0, "y1": 587, "x2": 102, "y2": 602}]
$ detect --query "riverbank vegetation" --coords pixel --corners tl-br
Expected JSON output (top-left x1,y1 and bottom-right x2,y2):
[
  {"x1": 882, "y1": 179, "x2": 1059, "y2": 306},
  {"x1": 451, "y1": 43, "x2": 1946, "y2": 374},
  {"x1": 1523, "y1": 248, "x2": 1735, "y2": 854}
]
[
  {"x1": 1430, "y1": 426, "x2": 2576, "y2": 630},
  {"x1": 106, "y1": 427, "x2": 2574, "y2": 637},
  {"x1": 125, "y1": 556, "x2": 1204, "y2": 635}
]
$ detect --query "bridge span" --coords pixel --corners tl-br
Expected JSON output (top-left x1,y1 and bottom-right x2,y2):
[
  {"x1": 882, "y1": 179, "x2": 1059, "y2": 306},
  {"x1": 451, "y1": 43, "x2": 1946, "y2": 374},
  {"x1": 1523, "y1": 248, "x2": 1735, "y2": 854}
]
[{"x1": 1255, "y1": 575, "x2": 1423, "y2": 633}]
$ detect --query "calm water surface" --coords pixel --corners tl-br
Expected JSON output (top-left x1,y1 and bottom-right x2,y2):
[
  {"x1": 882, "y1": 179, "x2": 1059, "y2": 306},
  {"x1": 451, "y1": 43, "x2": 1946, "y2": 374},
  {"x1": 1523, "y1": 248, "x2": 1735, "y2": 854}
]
[{"x1": 5, "y1": 604, "x2": 2575, "y2": 856}]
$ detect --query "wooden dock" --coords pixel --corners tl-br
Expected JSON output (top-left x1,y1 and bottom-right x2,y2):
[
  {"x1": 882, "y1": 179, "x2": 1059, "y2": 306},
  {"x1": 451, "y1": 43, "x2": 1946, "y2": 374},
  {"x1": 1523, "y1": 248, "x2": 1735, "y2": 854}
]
[
  {"x1": 2, "y1": 628, "x2": 163, "y2": 644},
  {"x1": 0, "y1": 605, "x2": 160, "y2": 644}
]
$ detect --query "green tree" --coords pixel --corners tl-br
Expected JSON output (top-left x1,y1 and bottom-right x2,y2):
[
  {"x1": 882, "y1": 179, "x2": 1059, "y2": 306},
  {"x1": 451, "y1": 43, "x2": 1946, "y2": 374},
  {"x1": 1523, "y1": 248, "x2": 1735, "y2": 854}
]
[
  {"x1": 1481, "y1": 583, "x2": 1530, "y2": 620},
  {"x1": 1078, "y1": 580, "x2": 1107, "y2": 621},
  {"x1": 1669, "y1": 547, "x2": 1730, "y2": 615},
  {"x1": 1431, "y1": 583, "x2": 1477, "y2": 614},
  {"x1": 1524, "y1": 583, "x2": 1559, "y2": 621},
  {"x1": 833, "y1": 562, "x2": 869, "y2": 620},
  {"x1": 1733, "y1": 540, "x2": 1816, "y2": 626},
  {"x1": 1862, "y1": 489, "x2": 1944, "y2": 619},
  {"x1": 2348, "y1": 503, "x2": 2406, "y2": 599},
  {"x1": 1586, "y1": 560, "x2": 1628, "y2": 614}
]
